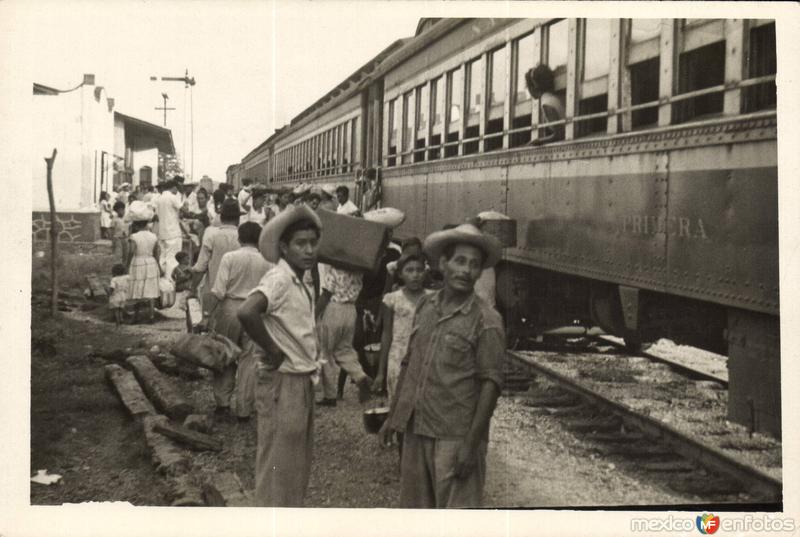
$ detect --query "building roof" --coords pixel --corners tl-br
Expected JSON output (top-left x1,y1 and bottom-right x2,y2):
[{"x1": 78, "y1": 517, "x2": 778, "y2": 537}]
[
  {"x1": 33, "y1": 83, "x2": 61, "y2": 95},
  {"x1": 114, "y1": 111, "x2": 176, "y2": 155}
]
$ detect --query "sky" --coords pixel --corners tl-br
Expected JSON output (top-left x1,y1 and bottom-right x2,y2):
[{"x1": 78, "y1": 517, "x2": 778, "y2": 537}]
[{"x1": 26, "y1": 0, "x2": 420, "y2": 183}]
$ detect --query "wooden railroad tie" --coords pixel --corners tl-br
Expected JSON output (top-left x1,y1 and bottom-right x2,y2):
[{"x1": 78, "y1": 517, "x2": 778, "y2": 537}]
[
  {"x1": 153, "y1": 421, "x2": 223, "y2": 452},
  {"x1": 127, "y1": 355, "x2": 193, "y2": 420}
]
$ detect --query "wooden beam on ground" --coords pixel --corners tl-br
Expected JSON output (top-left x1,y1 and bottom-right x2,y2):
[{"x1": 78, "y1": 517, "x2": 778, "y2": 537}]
[
  {"x1": 153, "y1": 421, "x2": 223, "y2": 452},
  {"x1": 127, "y1": 355, "x2": 193, "y2": 420},
  {"x1": 170, "y1": 474, "x2": 205, "y2": 507},
  {"x1": 201, "y1": 472, "x2": 252, "y2": 507},
  {"x1": 85, "y1": 273, "x2": 108, "y2": 302},
  {"x1": 142, "y1": 414, "x2": 190, "y2": 475},
  {"x1": 104, "y1": 364, "x2": 156, "y2": 418}
]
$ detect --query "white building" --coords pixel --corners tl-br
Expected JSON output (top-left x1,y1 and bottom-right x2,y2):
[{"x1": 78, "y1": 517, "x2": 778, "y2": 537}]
[
  {"x1": 32, "y1": 75, "x2": 115, "y2": 214},
  {"x1": 113, "y1": 112, "x2": 175, "y2": 190},
  {"x1": 32, "y1": 74, "x2": 175, "y2": 243}
]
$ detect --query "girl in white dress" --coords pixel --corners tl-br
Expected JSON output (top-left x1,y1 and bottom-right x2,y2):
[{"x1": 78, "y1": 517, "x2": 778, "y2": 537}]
[
  {"x1": 108, "y1": 263, "x2": 130, "y2": 326},
  {"x1": 99, "y1": 191, "x2": 113, "y2": 239},
  {"x1": 127, "y1": 218, "x2": 162, "y2": 323},
  {"x1": 374, "y1": 254, "x2": 432, "y2": 403}
]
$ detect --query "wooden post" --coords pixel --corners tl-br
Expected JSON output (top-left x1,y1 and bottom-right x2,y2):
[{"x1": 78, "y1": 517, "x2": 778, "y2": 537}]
[
  {"x1": 565, "y1": 19, "x2": 580, "y2": 141},
  {"x1": 723, "y1": 19, "x2": 749, "y2": 116},
  {"x1": 658, "y1": 19, "x2": 677, "y2": 127},
  {"x1": 607, "y1": 19, "x2": 623, "y2": 135},
  {"x1": 45, "y1": 149, "x2": 58, "y2": 317}
]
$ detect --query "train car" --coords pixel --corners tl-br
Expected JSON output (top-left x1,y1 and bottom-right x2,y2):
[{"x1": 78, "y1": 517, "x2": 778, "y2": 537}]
[
  {"x1": 372, "y1": 18, "x2": 779, "y2": 437},
  {"x1": 269, "y1": 39, "x2": 408, "y2": 192},
  {"x1": 246, "y1": 18, "x2": 779, "y2": 438}
]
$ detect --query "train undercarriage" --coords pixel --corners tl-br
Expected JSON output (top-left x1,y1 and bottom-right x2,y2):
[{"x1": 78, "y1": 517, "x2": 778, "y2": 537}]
[{"x1": 495, "y1": 261, "x2": 781, "y2": 438}]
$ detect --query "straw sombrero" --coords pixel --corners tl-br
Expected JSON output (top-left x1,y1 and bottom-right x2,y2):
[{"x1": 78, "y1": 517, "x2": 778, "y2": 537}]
[
  {"x1": 363, "y1": 207, "x2": 405, "y2": 229},
  {"x1": 423, "y1": 223, "x2": 502, "y2": 269},
  {"x1": 258, "y1": 204, "x2": 322, "y2": 263}
]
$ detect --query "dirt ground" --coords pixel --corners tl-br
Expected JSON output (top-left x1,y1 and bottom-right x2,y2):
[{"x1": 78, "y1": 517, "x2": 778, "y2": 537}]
[{"x1": 30, "y1": 247, "x2": 701, "y2": 508}]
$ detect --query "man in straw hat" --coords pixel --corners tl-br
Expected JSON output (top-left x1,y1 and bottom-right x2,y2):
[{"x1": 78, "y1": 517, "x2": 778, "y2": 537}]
[
  {"x1": 379, "y1": 222, "x2": 505, "y2": 508},
  {"x1": 237, "y1": 204, "x2": 322, "y2": 507}
]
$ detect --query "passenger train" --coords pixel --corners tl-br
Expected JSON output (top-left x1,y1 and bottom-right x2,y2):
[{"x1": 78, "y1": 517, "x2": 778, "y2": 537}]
[{"x1": 232, "y1": 18, "x2": 779, "y2": 437}]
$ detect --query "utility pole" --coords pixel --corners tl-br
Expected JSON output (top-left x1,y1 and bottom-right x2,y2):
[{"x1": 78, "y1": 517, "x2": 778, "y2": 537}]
[
  {"x1": 154, "y1": 93, "x2": 175, "y2": 127},
  {"x1": 150, "y1": 69, "x2": 196, "y2": 179}
]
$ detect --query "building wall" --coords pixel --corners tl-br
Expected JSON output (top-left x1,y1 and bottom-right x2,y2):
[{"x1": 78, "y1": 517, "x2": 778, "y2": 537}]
[
  {"x1": 132, "y1": 146, "x2": 158, "y2": 187},
  {"x1": 32, "y1": 83, "x2": 115, "y2": 212}
]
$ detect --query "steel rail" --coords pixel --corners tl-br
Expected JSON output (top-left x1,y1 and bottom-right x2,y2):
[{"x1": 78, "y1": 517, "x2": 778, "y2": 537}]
[
  {"x1": 506, "y1": 349, "x2": 782, "y2": 502},
  {"x1": 594, "y1": 335, "x2": 729, "y2": 388}
]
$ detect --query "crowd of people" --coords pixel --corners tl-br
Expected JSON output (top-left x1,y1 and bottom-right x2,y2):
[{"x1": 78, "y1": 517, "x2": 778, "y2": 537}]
[{"x1": 101, "y1": 172, "x2": 505, "y2": 509}]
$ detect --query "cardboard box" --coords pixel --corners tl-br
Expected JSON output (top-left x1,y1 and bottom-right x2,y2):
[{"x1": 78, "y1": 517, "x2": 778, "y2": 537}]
[{"x1": 317, "y1": 209, "x2": 390, "y2": 273}]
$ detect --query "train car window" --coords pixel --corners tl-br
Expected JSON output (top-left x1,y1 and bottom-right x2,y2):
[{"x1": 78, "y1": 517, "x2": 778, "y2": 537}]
[
  {"x1": 546, "y1": 20, "x2": 568, "y2": 90},
  {"x1": 351, "y1": 117, "x2": 359, "y2": 168},
  {"x1": 324, "y1": 129, "x2": 329, "y2": 175},
  {"x1": 387, "y1": 98, "x2": 397, "y2": 167},
  {"x1": 464, "y1": 57, "x2": 483, "y2": 155},
  {"x1": 429, "y1": 77, "x2": 443, "y2": 161},
  {"x1": 402, "y1": 90, "x2": 414, "y2": 164},
  {"x1": 577, "y1": 19, "x2": 610, "y2": 137},
  {"x1": 631, "y1": 19, "x2": 661, "y2": 45},
  {"x1": 485, "y1": 46, "x2": 506, "y2": 152},
  {"x1": 315, "y1": 136, "x2": 320, "y2": 176},
  {"x1": 342, "y1": 122, "x2": 349, "y2": 173},
  {"x1": 415, "y1": 84, "x2": 428, "y2": 163},
  {"x1": 627, "y1": 19, "x2": 661, "y2": 129},
  {"x1": 511, "y1": 31, "x2": 538, "y2": 148},
  {"x1": 334, "y1": 126, "x2": 341, "y2": 172},
  {"x1": 743, "y1": 22, "x2": 776, "y2": 113},
  {"x1": 329, "y1": 128, "x2": 335, "y2": 175},
  {"x1": 341, "y1": 122, "x2": 348, "y2": 172},
  {"x1": 673, "y1": 19, "x2": 725, "y2": 124},
  {"x1": 445, "y1": 68, "x2": 463, "y2": 158},
  {"x1": 583, "y1": 19, "x2": 611, "y2": 81},
  {"x1": 305, "y1": 138, "x2": 314, "y2": 177}
]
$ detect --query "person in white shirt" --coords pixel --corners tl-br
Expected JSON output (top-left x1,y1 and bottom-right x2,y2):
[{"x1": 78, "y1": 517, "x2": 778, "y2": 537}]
[
  {"x1": 154, "y1": 179, "x2": 184, "y2": 277},
  {"x1": 242, "y1": 187, "x2": 275, "y2": 226},
  {"x1": 237, "y1": 178, "x2": 254, "y2": 212},
  {"x1": 335, "y1": 186, "x2": 359, "y2": 216}
]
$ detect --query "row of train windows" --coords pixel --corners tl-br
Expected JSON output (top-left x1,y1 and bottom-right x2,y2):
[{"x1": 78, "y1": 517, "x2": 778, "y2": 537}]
[
  {"x1": 385, "y1": 19, "x2": 776, "y2": 167},
  {"x1": 274, "y1": 117, "x2": 360, "y2": 182}
]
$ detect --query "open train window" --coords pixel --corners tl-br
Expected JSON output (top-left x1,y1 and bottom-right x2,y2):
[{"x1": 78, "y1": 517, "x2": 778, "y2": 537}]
[
  {"x1": 350, "y1": 117, "x2": 359, "y2": 170},
  {"x1": 673, "y1": 19, "x2": 725, "y2": 124},
  {"x1": 445, "y1": 68, "x2": 462, "y2": 158},
  {"x1": 464, "y1": 57, "x2": 482, "y2": 155},
  {"x1": 545, "y1": 20, "x2": 568, "y2": 106},
  {"x1": 341, "y1": 122, "x2": 349, "y2": 173},
  {"x1": 429, "y1": 76, "x2": 444, "y2": 160},
  {"x1": 743, "y1": 21, "x2": 776, "y2": 113},
  {"x1": 485, "y1": 46, "x2": 506, "y2": 152},
  {"x1": 627, "y1": 19, "x2": 661, "y2": 129},
  {"x1": 388, "y1": 97, "x2": 398, "y2": 166},
  {"x1": 333, "y1": 126, "x2": 339, "y2": 173},
  {"x1": 414, "y1": 84, "x2": 428, "y2": 162},
  {"x1": 402, "y1": 90, "x2": 414, "y2": 164},
  {"x1": 576, "y1": 19, "x2": 610, "y2": 137},
  {"x1": 511, "y1": 30, "x2": 538, "y2": 147}
]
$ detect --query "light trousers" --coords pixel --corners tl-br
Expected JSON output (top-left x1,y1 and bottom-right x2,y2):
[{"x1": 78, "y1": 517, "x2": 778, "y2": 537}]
[
  {"x1": 254, "y1": 368, "x2": 314, "y2": 507},
  {"x1": 317, "y1": 302, "x2": 366, "y2": 399},
  {"x1": 399, "y1": 430, "x2": 487, "y2": 508}
]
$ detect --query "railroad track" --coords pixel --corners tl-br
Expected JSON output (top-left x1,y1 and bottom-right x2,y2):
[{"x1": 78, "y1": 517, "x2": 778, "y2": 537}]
[
  {"x1": 594, "y1": 335, "x2": 728, "y2": 387},
  {"x1": 502, "y1": 344, "x2": 782, "y2": 504}
]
